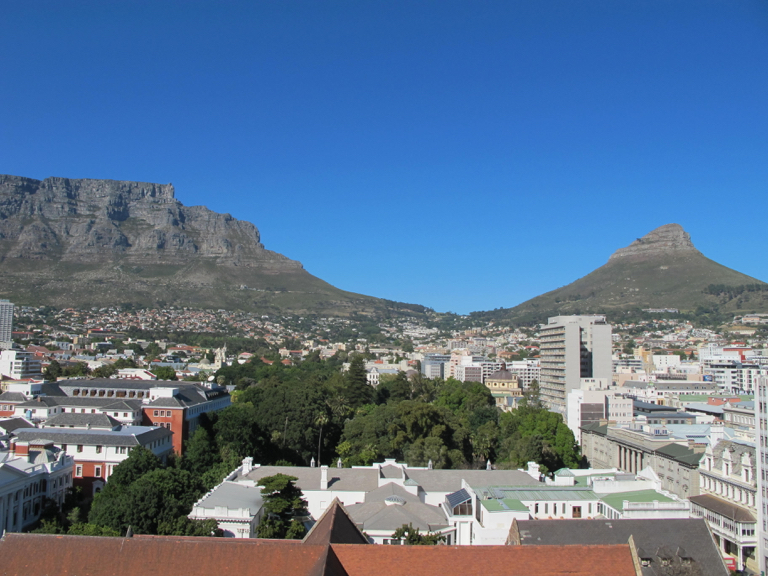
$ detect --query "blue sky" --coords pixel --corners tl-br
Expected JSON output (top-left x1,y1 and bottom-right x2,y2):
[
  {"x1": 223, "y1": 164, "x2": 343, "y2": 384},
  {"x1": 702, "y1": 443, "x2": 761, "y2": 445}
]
[{"x1": 2, "y1": 1, "x2": 767, "y2": 314}]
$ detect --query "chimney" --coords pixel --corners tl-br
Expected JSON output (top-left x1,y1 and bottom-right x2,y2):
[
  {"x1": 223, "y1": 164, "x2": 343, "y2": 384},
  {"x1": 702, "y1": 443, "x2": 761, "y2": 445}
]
[
  {"x1": 242, "y1": 456, "x2": 253, "y2": 475},
  {"x1": 320, "y1": 465, "x2": 329, "y2": 490}
]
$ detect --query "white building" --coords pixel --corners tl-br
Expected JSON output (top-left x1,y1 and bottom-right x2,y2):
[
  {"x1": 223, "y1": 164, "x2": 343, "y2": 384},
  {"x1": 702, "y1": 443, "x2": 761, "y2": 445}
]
[
  {"x1": 189, "y1": 460, "x2": 264, "y2": 538},
  {"x1": 0, "y1": 300, "x2": 13, "y2": 346},
  {"x1": 13, "y1": 422, "x2": 173, "y2": 496},
  {"x1": 692, "y1": 438, "x2": 757, "y2": 572},
  {"x1": 540, "y1": 315, "x2": 612, "y2": 418},
  {"x1": 566, "y1": 379, "x2": 633, "y2": 441},
  {"x1": 755, "y1": 376, "x2": 768, "y2": 576},
  {"x1": 0, "y1": 350, "x2": 41, "y2": 380},
  {"x1": 0, "y1": 437, "x2": 74, "y2": 533}
]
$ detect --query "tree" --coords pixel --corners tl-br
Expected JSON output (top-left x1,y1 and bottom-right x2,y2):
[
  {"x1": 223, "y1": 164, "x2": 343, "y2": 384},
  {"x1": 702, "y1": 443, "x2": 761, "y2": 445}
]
[
  {"x1": 89, "y1": 467, "x2": 210, "y2": 535},
  {"x1": 315, "y1": 413, "x2": 329, "y2": 466},
  {"x1": 62, "y1": 362, "x2": 90, "y2": 378},
  {"x1": 344, "y1": 355, "x2": 373, "y2": 408},
  {"x1": 182, "y1": 426, "x2": 221, "y2": 479},
  {"x1": 518, "y1": 379, "x2": 544, "y2": 411},
  {"x1": 391, "y1": 523, "x2": 445, "y2": 545},
  {"x1": 106, "y1": 447, "x2": 162, "y2": 488},
  {"x1": 93, "y1": 364, "x2": 118, "y2": 378},
  {"x1": 144, "y1": 342, "x2": 162, "y2": 360},
  {"x1": 43, "y1": 360, "x2": 62, "y2": 381},
  {"x1": 151, "y1": 366, "x2": 177, "y2": 381},
  {"x1": 256, "y1": 474, "x2": 307, "y2": 539}
]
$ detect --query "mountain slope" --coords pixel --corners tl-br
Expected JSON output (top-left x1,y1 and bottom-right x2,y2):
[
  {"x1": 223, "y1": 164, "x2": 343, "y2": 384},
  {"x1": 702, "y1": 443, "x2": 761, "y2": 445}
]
[
  {"x1": 0, "y1": 175, "x2": 423, "y2": 316},
  {"x1": 479, "y1": 224, "x2": 767, "y2": 323}
]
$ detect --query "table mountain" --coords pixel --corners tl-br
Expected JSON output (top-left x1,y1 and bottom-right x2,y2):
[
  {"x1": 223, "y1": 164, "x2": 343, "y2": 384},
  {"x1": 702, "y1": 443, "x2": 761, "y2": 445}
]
[
  {"x1": 477, "y1": 223, "x2": 767, "y2": 324},
  {"x1": 0, "y1": 174, "x2": 422, "y2": 316}
]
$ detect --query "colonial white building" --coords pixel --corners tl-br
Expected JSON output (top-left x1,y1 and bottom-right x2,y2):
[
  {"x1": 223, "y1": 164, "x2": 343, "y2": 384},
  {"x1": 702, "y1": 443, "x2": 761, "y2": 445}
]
[
  {"x1": 691, "y1": 438, "x2": 757, "y2": 572},
  {"x1": 1, "y1": 436, "x2": 74, "y2": 533}
]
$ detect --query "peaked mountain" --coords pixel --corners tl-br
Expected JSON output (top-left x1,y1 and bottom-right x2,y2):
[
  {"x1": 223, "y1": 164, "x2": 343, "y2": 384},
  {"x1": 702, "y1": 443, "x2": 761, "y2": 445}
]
[
  {"x1": 479, "y1": 224, "x2": 767, "y2": 323},
  {"x1": 0, "y1": 174, "x2": 423, "y2": 316}
]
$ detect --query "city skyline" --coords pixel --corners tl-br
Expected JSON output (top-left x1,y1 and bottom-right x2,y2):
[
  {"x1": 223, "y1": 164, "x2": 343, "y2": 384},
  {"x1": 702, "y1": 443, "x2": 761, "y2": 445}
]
[{"x1": 2, "y1": 1, "x2": 766, "y2": 314}]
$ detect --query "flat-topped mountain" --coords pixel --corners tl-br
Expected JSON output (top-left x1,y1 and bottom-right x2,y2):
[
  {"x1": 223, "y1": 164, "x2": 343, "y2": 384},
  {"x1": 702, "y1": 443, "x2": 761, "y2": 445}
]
[
  {"x1": 0, "y1": 175, "x2": 422, "y2": 316},
  {"x1": 476, "y1": 224, "x2": 767, "y2": 323}
]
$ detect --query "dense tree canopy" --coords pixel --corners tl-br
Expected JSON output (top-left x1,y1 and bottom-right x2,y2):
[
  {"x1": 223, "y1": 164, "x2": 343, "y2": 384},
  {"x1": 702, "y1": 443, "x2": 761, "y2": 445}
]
[
  {"x1": 256, "y1": 474, "x2": 308, "y2": 539},
  {"x1": 88, "y1": 447, "x2": 219, "y2": 536}
]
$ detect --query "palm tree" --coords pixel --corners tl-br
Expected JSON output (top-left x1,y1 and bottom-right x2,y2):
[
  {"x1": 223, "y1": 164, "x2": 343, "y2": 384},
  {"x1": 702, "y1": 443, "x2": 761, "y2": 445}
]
[{"x1": 315, "y1": 413, "x2": 329, "y2": 465}]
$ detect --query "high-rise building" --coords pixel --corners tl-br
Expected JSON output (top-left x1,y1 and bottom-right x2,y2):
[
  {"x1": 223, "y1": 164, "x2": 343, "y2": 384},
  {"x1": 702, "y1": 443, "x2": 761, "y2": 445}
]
[
  {"x1": 539, "y1": 315, "x2": 612, "y2": 419},
  {"x1": 756, "y1": 376, "x2": 768, "y2": 575},
  {"x1": 0, "y1": 299, "x2": 13, "y2": 345}
]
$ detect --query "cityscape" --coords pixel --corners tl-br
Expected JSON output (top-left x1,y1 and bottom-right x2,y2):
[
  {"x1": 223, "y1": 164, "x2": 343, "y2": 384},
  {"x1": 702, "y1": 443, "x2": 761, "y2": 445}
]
[
  {"x1": 2, "y1": 295, "x2": 768, "y2": 574},
  {"x1": 2, "y1": 1, "x2": 767, "y2": 575}
]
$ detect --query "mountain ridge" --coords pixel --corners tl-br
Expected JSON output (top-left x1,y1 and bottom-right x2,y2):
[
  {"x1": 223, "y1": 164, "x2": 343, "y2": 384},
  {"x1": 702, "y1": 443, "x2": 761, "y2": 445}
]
[
  {"x1": 0, "y1": 174, "x2": 425, "y2": 316},
  {"x1": 473, "y1": 223, "x2": 768, "y2": 324}
]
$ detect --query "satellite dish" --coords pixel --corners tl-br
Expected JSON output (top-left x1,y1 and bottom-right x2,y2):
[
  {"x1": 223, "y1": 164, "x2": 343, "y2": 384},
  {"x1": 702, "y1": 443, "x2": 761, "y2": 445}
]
[{"x1": 207, "y1": 375, "x2": 215, "y2": 382}]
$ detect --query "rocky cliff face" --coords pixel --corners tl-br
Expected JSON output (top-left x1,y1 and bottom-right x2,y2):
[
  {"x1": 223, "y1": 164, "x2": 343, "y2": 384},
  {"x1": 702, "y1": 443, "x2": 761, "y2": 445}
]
[
  {"x1": 0, "y1": 174, "x2": 409, "y2": 315},
  {"x1": 609, "y1": 223, "x2": 698, "y2": 261},
  {"x1": 0, "y1": 175, "x2": 301, "y2": 269}
]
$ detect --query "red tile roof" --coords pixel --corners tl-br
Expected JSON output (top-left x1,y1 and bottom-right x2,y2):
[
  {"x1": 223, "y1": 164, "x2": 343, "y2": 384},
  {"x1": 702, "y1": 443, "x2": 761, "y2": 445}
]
[
  {"x1": 332, "y1": 543, "x2": 638, "y2": 576},
  {"x1": 0, "y1": 533, "x2": 319, "y2": 576},
  {"x1": 0, "y1": 533, "x2": 638, "y2": 576}
]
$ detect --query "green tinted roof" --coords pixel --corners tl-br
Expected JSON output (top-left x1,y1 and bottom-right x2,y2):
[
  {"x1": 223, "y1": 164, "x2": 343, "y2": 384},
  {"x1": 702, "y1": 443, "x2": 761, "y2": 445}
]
[
  {"x1": 599, "y1": 490, "x2": 676, "y2": 512},
  {"x1": 480, "y1": 498, "x2": 529, "y2": 512}
]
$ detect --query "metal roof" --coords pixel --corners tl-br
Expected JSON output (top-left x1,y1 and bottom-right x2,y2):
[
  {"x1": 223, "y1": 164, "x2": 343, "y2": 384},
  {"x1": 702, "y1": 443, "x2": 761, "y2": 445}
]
[{"x1": 445, "y1": 488, "x2": 471, "y2": 509}]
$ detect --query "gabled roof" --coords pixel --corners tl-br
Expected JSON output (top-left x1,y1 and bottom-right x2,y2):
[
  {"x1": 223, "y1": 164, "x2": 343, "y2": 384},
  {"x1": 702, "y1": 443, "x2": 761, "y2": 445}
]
[
  {"x1": 580, "y1": 422, "x2": 609, "y2": 435},
  {"x1": 655, "y1": 443, "x2": 704, "y2": 466},
  {"x1": 0, "y1": 392, "x2": 27, "y2": 403},
  {"x1": 331, "y1": 543, "x2": 638, "y2": 576},
  {"x1": 0, "y1": 529, "x2": 640, "y2": 576},
  {"x1": 15, "y1": 425, "x2": 172, "y2": 447},
  {"x1": 304, "y1": 499, "x2": 369, "y2": 545},
  {"x1": 511, "y1": 518, "x2": 727, "y2": 576},
  {"x1": 345, "y1": 483, "x2": 449, "y2": 533},
  {"x1": 0, "y1": 533, "x2": 338, "y2": 576},
  {"x1": 44, "y1": 412, "x2": 121, "y2": 429},
  {"x1": 0, "y1": 418, "x2": 34, "y2": 434},
  {"x1": 689, "y1": 494, "x2": 756, "y2": 522}
]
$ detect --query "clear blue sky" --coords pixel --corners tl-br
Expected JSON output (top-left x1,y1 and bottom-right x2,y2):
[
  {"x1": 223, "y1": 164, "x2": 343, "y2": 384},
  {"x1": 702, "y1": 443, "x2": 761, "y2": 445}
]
[{"x1": 2, "y1": 1, "x2": 767, "y2": 314}]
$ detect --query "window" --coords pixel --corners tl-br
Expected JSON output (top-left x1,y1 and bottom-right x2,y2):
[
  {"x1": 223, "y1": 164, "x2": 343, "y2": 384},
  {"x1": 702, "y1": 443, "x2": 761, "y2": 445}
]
[
  {"x1": 94, "y1": 466, "x2": 102, "y2": 478},
  {"x1": 166, "y1": 411, "x2": 171, "y2": 417},
  {"x1": 61, "y1": 444, "x2": 67, "y2": 451},
  {"x1": 77, "y1": 445, "x2": 83, "y2": 453},
  {"x1": 154, "y1": 410, "x2": 159, "y2": 416},
  {"x1": 75, "y1": 465, "x2": 83, "y2": 477},
  {"x1": 572, "y1": 506, "x2": 582, "y2": 519},
  {"x1": 96, "y1": 445, "x2": 102, "y2": 454}
]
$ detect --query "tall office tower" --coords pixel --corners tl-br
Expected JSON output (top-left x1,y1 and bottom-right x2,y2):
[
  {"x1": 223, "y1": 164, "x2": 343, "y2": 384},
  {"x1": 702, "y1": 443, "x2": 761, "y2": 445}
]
[
  {"x1": 0, "y1": 300, "x2": 13, "y2": 345},
  {"x1": 539, "y1": 315, "x2": 612, "y2": 419},
  {"x1": 756, "y1": 376, "x2": 768, "y2": 575}
]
